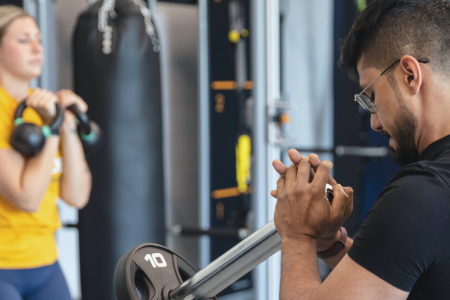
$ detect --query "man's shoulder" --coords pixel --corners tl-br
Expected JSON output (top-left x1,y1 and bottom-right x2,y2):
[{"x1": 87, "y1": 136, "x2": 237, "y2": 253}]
[
  {"x1": 387, "y1": 160, "x2": 450, "y2": 191},
  {"x1": 376, "y1": 161, "x2": 450, "y2": 215},
  {"x1": 351, "y1": 160, "x2": 450, "y2": 294}
]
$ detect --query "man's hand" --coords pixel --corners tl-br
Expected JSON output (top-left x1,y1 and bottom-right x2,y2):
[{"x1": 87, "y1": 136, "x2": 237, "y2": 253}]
[
  {"x1": 26, "y1": 88, "x2": 58, "y2": 125},
  {"x1": 56, "y1": 90, "x2": 88, "y2": 130},
  {"x1": 271, "y1": 150, "x2": 337, "y2": 198},
  {"x1": 272, "y1": 151, "x2": 353, "y2": 250}
]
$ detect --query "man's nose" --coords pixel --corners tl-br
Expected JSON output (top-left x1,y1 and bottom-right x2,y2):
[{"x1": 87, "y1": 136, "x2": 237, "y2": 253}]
[{"x1": 371, "y1": 113, "x2": 382, "y2": 132}]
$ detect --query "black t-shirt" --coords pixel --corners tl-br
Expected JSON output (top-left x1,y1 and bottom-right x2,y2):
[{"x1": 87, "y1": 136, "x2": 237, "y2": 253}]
[{"x1": 348, "y1": 135, "x2": 450, "y2": 299}]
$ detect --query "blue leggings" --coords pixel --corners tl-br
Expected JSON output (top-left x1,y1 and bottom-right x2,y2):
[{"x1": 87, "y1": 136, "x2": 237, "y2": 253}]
[{"x1": 0, "y1": 262, "x2": 71, "y2": 300}]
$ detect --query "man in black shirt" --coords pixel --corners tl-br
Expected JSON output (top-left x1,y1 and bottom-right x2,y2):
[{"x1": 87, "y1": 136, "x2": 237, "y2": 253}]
[{"x1": 271, "y1": 1, "x2": 450, "y2": 299}]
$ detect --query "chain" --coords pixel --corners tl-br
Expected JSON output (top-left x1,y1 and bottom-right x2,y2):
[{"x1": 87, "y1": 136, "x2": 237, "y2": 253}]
[
  {"x1": 97, "y1": 0, "x2": 160, "y2": 55},
  {"x1": 98, "y1": 0, "x2": 116, "y2": 54},
  {"x1": 129, "y1": 0, "x2": 160, "y2": 52}
]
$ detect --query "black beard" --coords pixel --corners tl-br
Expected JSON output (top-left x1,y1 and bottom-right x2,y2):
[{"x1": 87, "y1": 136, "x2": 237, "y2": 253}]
[{"x1": 389, "y1": 104, "x2": 419, "y2": 166}]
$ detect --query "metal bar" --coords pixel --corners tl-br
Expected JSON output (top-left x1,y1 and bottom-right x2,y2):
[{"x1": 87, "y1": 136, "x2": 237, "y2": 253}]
[
  {"x1": 169, "y1": 220, "x2": 280, "y2": 300},
  {"x1": 171, "y1": 225, "x2": 250, "y2": 240},
  {"x1": 62, "y1": 223, "x2": 78, "y2": 229},
  {"x1": 291, "y1": 146, "x2": 389, "y2": 158},
  {"x1": 334, "y1": 146, "x2": 389, "y2": 157}
]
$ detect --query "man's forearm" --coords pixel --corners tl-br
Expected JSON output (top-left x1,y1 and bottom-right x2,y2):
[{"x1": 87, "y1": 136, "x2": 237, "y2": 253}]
[
  {"x1": 321, "y1": 238, "x2": 353, "y2": 269},
  {"x1": 280, "y1": 237, "x2": 322, "y2": 300}
]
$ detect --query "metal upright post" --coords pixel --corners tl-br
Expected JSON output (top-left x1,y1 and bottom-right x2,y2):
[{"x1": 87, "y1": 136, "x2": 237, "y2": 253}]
[
  {"x1": 198, "y1": 0, "x2": 211, "y2": 269},
  {"x1": 266, "y1": 0, "x2": 282, "y2": 298},
  {"x1": 250, "y1": 0, "x2": 269, "y2": 299},
  {"x1": 23, "y1": 0, "x2": 38, "y2": 88},
  {"x1": 24, "y1": 0, "x2": 58, "y2": 91}
]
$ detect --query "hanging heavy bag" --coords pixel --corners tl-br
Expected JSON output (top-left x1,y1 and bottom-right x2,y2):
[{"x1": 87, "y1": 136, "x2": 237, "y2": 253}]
[
  {"x1": 73, "y1": 1, "x2": 164, "y2": 299},
  {"x1": 11, "y1": 101, "x2": 64, "y2": 157}
]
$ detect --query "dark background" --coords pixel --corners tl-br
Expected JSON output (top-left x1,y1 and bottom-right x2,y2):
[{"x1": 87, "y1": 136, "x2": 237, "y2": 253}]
[
  {"x1": 208, "y1": 0, "x2": 253, "y2": 296},
  {"x1": 0, "y1": 0, "x2": 22, "y2": 6}
]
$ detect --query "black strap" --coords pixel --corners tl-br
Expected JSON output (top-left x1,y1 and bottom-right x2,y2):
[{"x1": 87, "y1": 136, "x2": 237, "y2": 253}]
[
  {"x1": 66, "y1": 104, "x2": 91, "y2": 135},
  {"x1": 15, "y1": 100, "x2": 64, "y2": 135},
  {"x1": 14, "y1": 100, "x2": 27, "y2": 120}
]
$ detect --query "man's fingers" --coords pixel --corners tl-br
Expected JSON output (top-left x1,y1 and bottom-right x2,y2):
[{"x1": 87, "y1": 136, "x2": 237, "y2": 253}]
[
  {"x1": 285, "y1": 164, "x2": 297, "y2": 188},
  {"x1": 272, "y1": 159, "x2": 288, "y2": 177},
  {"x1": 287, "y1": 149, "x2": 303, "y2": 165},
  {"x1": 308, "y1": 154, "x2": 337, "y2": 185},
  {"x1": 277, "y1": 176, "x2": 285, "y2": 194},
  {"x1": 310, "y1": 153, "x2": 320, "y2": 169},
  {"x1": 296, "y1": 156, "x2": 312, "y2": 184},
  {"x1": 312, "y1": 160, "x2": 333, "y2": 188},
  {"x1": 327, "y1": 175, "x2": 338, "y2": 186},
  {"x1": 330, "y1": 184, "x2": 349, "y2": 220},
  {"x1": 270, "y1": 190, "x2": 277, "y2": 198},
  {"x1": 343, "y1": 186, "x2": 353, "y2": 198},
  {"x1": 342, "y1": 186, "x2": 354, "y2": 219},
  {"x1": 309, "y1": 168, "x2": 315, "y2": 182}
]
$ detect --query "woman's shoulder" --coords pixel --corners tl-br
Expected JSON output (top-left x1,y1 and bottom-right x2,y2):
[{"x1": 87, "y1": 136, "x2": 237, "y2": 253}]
[{"x1": 0, "y1": 85, "x2": 18, "y2": 113}]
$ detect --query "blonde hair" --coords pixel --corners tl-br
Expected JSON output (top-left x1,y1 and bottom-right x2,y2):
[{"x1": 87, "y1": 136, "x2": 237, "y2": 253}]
[{"x1": 0, "y1": 5, "x2": 32, "y2": 44}]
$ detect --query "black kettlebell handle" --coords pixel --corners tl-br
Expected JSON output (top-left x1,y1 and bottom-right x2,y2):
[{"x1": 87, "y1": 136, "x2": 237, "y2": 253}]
[
  {"x1": 66, "y1": 104, "x2": 91, "y2": 135},
  {"x1": 15, "y1": 101, "x2": 64, "y2": 133}
]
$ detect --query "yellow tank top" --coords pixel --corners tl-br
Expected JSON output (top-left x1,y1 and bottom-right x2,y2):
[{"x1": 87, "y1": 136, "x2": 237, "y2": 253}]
[{"x1": 0, "y1": 86, "x2": 62, "y2": 269}]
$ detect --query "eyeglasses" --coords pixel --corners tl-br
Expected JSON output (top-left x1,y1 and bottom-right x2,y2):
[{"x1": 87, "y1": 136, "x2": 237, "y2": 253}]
[{"x1": 354, "y1": 58, "x2": 430, "y2": 114}]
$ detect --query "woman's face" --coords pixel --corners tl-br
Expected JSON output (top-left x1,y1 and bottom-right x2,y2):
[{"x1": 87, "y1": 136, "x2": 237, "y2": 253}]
[{"x1": 0, "y1": 17, "x2": 42, "y2": 81}]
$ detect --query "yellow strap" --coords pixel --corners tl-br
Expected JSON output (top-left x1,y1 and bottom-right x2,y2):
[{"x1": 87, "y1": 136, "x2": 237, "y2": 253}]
[
  {"x1": 229, "y1": 30, "x2": 241, "y2": 43},
  {"x1": 357, "y1": 0, "x2": 367, "y2": 12},
  {"x1": 236, "y1": 134, "x2": 251, "y2": 193}
]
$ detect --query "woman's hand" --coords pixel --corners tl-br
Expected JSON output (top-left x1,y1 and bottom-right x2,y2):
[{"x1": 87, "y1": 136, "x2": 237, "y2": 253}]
[
  {"x1": 56, "y1": 89, "x2": 88, "y2": 130},
  {"x1": 26, "y1": 88, "x2": 58, "y2": 125}
]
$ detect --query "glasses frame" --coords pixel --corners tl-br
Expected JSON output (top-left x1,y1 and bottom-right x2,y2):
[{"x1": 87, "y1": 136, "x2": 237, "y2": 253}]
[{"x1": 354, "y1": 58, "x2": 430, "y2": 114}]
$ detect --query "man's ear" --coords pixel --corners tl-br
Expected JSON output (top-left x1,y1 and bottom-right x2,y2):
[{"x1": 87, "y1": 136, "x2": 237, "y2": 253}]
[{"x1": 399, "y1": 55, "x2": 422, "y2": 95}]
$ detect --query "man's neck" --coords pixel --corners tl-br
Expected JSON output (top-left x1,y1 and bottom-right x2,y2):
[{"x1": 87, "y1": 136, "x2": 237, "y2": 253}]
[
  {"x1": 0, "y1": 70, "x2": 29, "y2": 101},
  {"x1": 416, "y1": 86, "x2": 450, "y2": 155}
]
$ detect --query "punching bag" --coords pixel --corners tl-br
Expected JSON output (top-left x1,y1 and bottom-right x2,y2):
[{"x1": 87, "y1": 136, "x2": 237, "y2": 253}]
[{"x1": 73, "y1": 1, "x2": 165, "y2": 299}]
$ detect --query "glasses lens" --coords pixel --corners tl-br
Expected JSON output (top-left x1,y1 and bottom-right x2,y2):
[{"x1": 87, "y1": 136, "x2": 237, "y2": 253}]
[{"x1": 354, "y1": 94, "x2": 376, "y2": 114}]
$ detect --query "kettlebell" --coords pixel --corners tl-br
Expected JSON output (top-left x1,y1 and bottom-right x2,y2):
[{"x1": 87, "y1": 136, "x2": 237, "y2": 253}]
[
  {"x1": 66, "y1": 104, "x2": 102, "y2": 155},
  {"x1": 11, "y1": 101, "x2": 64, "y2": 157}
]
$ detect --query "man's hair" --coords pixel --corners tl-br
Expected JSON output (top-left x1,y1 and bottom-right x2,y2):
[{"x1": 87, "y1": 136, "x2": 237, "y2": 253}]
[{"x1": 338, "y1": 0, "x2": 450, "y2": 81}]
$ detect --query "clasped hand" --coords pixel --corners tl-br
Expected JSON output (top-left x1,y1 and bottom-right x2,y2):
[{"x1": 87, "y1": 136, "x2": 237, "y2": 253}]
[
  {"x1": 26, "y1": 89, "x2": 88, "y2": 128},
  {"x1": 272, "y1": 150, "x2": 353, "y2": 249}
]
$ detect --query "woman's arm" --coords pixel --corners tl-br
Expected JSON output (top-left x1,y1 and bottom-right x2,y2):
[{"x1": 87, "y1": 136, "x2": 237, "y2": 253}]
[
  {"x1": 0, "y1": 137, "x2": 59, "y2": 212},
  {"x1": 57, "y1": 89, "x2": 92, "y2": 209},
  {"x1": 59, "y1": 120, "x2": 92, "y2": 209},
  {"x1": 0, "y1": 89, "x2": 61, "y2": 212}
]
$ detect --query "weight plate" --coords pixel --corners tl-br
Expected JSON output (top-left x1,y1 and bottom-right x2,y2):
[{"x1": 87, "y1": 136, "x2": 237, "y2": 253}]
[{"x1": 114, "y1": 243, "x2": 217, "y2": 300}]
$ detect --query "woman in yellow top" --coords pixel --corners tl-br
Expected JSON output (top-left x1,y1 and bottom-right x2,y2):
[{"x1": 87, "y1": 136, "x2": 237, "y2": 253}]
[{"x1": 0, "y1": 5, "x2": 92, "y2": 300}]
